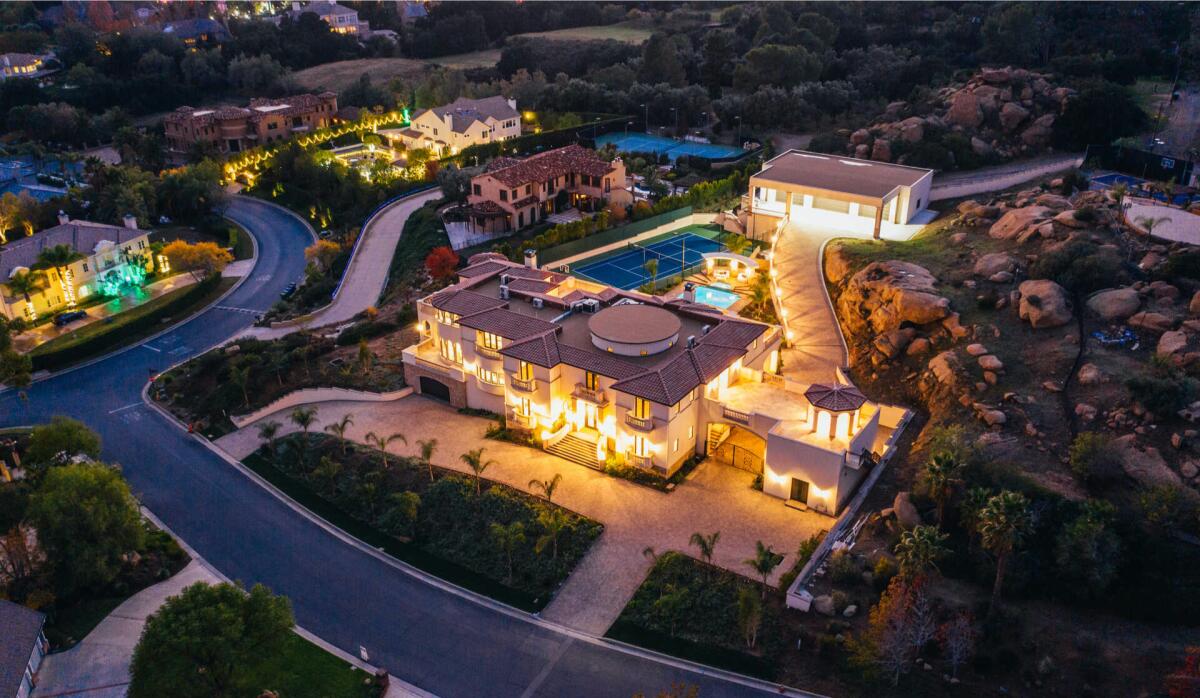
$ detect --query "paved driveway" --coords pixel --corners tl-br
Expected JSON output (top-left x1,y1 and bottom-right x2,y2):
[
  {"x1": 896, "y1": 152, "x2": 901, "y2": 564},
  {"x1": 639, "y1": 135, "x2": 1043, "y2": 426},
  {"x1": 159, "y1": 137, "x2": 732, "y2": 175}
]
[{"x1": 218, "y1": 394, "x2": 829, "y2": 635}]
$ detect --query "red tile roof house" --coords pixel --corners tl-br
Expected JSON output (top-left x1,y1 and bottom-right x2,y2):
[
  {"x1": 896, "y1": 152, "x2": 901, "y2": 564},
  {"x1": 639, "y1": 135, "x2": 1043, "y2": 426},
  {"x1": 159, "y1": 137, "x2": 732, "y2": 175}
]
[
  {"x1": 163, "y1": 92, "x2": 338, "y2": 154},
  {"x1": 401, "y1": 252, "x2": 895, "y2": 515},
  {"x1": 464, "y1": 145, "x2": 633, "y2": 235}
]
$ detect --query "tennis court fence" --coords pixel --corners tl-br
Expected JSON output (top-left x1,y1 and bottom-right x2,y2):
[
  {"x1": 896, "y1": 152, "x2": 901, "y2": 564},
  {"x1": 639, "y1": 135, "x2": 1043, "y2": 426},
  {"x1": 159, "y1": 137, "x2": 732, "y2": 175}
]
[{"x1": 539, "y1": 207, "x2": 693, "y2": 266}]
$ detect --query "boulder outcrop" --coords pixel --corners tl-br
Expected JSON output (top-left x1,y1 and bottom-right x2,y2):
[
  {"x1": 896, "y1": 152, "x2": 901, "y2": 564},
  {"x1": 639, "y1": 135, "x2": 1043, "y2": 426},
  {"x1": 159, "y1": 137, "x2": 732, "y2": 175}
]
[
  {"x1": 1086, "y1": 288, "x2": 1141, "y2": 321},
  {"x1": 837, "y1": 261, "x2": 951, "y2": 337},
  {"x1": 1018, "y1": 279, "x2": 1072, "y2": 328}
]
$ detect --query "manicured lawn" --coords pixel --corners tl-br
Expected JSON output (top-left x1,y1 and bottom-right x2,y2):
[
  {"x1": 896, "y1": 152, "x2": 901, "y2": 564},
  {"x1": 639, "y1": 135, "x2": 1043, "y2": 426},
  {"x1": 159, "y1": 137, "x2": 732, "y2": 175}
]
[
  {"x1": 244, "y1": 633, "x2": 380, "y2": 698},
  {"x1": 427, "y1": 48, "x2": 502, "y2": 69},
  {"x1": 29, "y1": 276, "x2": 234, "y2": 371},
  {"x1": 516, "y1": 22, "x2": 653, "y2": 43},
  {"x1": 293, "y1": 57, "x2": 430, "y2": 93},
  {"x1": 244, "y1": 433, "x2": 603, "y2": 610}
]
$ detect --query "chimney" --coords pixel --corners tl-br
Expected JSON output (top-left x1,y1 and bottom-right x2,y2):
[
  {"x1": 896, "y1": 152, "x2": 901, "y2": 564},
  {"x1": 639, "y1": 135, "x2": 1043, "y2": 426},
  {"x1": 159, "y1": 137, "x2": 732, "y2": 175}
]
[
  {"x1": 123, "y1": 214, "x2": 138, "y2": 230},
  {"x1": 57, "y1": 210, "x2": 69, "y2": 225},
  {"x1": 292, "y1": 1, "x2": 301, "y2": 11},
  {"x1": 682, "y1": 281, "x2": 696, "y2": 303},
  {"x1": 524, "y1": 248, "x2": 537, "y2": 269}
]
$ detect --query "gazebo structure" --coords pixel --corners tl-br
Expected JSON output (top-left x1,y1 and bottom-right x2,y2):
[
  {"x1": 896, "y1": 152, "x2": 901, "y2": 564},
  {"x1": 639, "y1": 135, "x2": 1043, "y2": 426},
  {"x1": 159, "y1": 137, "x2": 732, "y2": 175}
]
[
  {"x1": 701, "y1": 251, "x2": 760, "y2": 284},
  {"x1": 804, "y1": 382, "x2": 869, "y2": 442}
]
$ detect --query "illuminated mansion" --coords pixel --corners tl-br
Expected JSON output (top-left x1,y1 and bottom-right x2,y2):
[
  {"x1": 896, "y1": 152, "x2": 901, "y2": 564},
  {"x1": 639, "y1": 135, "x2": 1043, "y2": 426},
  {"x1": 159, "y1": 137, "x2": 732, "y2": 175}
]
[{"x1": 402, "y1": 252, "x2": 884, "y2": 514}]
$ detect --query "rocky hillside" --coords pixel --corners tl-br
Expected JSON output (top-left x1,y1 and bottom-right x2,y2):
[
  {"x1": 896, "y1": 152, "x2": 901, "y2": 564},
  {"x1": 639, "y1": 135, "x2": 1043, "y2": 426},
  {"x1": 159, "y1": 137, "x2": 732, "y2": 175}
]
[
  {"x1": 826, "y1": 179, "x2": 1200, "y2": 506},
  {"x1": 827, "y1": 66, "x2": 1075, "y2": 170}
]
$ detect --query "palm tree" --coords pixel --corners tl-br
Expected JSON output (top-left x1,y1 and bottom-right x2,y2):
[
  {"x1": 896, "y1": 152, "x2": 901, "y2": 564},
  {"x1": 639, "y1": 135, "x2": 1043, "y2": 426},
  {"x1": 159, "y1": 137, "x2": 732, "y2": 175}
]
[
  {"x1": 229, "y1": 365, "x2": 251, "y2": 408},
  {"x1": 364, "y1": 431, "x2": 406, "y2": 468},
  {"x1": 314, "y1": 456, "x2": 342, "y2": 493},
  {"x1": 323, "y1": 413, "x2": 355, "y2": 455},
  {"x1": 37, "y1": 244, "x2": 82, "y2": 307},
  {"x1": 744, "y1": 540, "x2": 784, "y2": 599},
  {"x1": 644, "y1": 257, "x2": 658, "y2": 287},
  {"x1": 285, "y1": 405, "x2": 314, "y2": 465},
  {"x1": 689, "y1": 530, "x2": 721, "y2": 576},
  {"x1": 977, "y1": 490, "x2": 1033, "y2": 614},
  {"x1": 534, "y1": 507, "x2": 569, "y2": 560},
  {"x1": 266, "y1": 351, "x2": 290, "y2": 386},
  {"x1": 460, "y1": 447, "x2": 496, "y2": 496},
  {"x1": 894, "y1": 525, "x2": 950, "y2": 579},
  {"x1": 356, "y1": 339, "x2": 374, "y2": 375},
  {"x1": 4, "y1": 270, "x2": 46, "y2": 321},
  {"x1": 489, "y1": 521, "x2": 525, "y2": 584},
  {"x1": 528, "y1": 473, "x2": 562, "y2": 504},
  {"x1": 416, "y1": 438, "x2": 438, "y2": 482},
  {"x1": 1135, "y1": 215, "x2": 1170, "y2": 238},
  {"x1": 256, "y1": 420, "x2": 281, "y2": 462},
  {"x1": 923, "y1": 453, "x2": 963, "y2": 527}
]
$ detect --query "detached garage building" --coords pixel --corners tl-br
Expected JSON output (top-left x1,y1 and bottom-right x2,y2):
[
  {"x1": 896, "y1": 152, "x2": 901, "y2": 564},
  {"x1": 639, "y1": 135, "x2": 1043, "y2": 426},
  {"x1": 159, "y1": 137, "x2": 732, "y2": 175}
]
[{"x1": 747, "y1": 150, "x2": 933, "y2": 239}]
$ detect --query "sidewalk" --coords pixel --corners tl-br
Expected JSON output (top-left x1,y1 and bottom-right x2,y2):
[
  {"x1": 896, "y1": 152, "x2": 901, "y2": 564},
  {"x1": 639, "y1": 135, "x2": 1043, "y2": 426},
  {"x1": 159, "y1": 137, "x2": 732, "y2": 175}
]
[
  {"x1": 930, "y1": 153, "x2": 1083, "y2": 201},
  {"x1": 215, "y1": 393, "x2": 828, "y2": 636},
  {"x1": 33, "y1": 561, "x2": 219, "y2": 698},
  {"x1": 246, "y1": 189, "x2": 441, "y2": 339},
  {"x1": 12, "y1": 275, "x2": 199, "y2": 354}
]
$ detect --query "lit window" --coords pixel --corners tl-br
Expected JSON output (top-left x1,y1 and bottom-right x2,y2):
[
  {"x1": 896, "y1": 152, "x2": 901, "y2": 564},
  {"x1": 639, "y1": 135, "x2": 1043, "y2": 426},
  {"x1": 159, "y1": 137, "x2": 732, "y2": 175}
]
[
  {"x1": 518, "y1": 361, "x2": 534, "y2": 381},
  {"x1": 518, "y1": 397, "x2": 531, "y2": 416},
  {"x1": 477, "y1": 331, "x2": 502, "y2": 350},
  {"x1": 673, "y1": 438, "x2": 679, "y2": 453},
  {"x1": 688, "y1": 426, "x2": 694, "y2": 439},
  {"x1": 633, "y1": 398, "x2": 651, "y2": 420},
  {"x1": 439, "y1": 338, "x2": 462, "y2": 364},
  {"x1": 633, "y1": 436, "x2": 649, "y2": 457},
  {"x1": 477, "y1": 367, "x2": 503, "y2": 385},
  {"x1": 585, "y1": 371, "x2": 599, "y2": 391}
]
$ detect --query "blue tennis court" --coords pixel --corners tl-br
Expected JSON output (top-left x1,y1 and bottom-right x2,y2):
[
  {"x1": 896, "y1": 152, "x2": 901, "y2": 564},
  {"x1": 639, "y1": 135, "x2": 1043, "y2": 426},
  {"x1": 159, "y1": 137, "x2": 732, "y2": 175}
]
[
  {"x1": 572, "y1": 231, "x2": 725, "y2": 290},
  {"x1": 1091, "y1": 172, "x2": 1197, "y2": 206},
  {"x1": 595, "y1": 132, "x2": 747, "y2": 161}
]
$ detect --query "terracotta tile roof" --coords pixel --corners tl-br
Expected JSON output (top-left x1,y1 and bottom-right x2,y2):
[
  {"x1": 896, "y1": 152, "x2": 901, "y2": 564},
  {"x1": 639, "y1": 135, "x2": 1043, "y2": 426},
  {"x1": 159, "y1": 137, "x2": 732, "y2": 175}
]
[
  {"x1": 457, "y1": 260, "x2": 509, "y2": 279},
  {"x1": 505, "y1": 278, "x2": 555, "y2": 294},
  {"x1": 165, "y1": 93, "x2": 333, "y2": 127},
  {"x1": 470, "y1": 201, "x2": 507, "y2": 216},
  {"x1": 512, "y1": 194, "x2": 540, "y2": 209},
  {"x1": 485, "y1": 157, "x2": 522, "y2": 172},
  {"x1": 483, "y1": 145, "x2": 615, "y2": 189},
  {"x1": 699, "y1": 319, "x2": 767, "y2": 349},
  {"x1": 459, "y1": 308, "x2": 556, "y2": 340},
  {"x1": 612, "y1": 352, "x2": 704, "y2": 406},
  {"x1": 428, "y1": 289, "x2": 506, "y2": 316},
  {"x1": 557, "y1": 343, "x2": 644, "y2": 380},
  {"x1": 690, "y1": 343, "x2": 745, "y2": 382},
  {"x1": 500, "y1": 331, "x2": 561, "y2": 367}
]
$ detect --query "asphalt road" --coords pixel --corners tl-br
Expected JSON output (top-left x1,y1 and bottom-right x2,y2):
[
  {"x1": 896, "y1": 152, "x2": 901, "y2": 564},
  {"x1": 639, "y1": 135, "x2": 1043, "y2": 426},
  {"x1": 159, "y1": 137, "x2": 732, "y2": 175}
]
[{"x1": 0, "y1": 197, "x2": 805, "y2": 697}]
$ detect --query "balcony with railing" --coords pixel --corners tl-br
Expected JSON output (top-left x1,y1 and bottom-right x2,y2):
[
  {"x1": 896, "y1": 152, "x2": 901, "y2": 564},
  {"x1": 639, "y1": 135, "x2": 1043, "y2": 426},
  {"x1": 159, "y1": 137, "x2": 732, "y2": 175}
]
[
  {"x1": 722, "y1": 406, "x2": 752, "y2": 426},
  {"x1": 624, "y1": 413, "x2": 654, "y2": 432},
  {"x1": 401, "y1": 340, "x2": 465, "y2": 382},
  {"x1": 572, "y1": 383, "x2": 608, "y2": 406},
  {"x1": 507, "y1": 408, "x2": 535, "y2": 430},
  {"x1": 509, "y1": 374, "x2": 537, "y2": 393},
  {"x1": 625, "y1": 451, "x2": 653, "y2": 470},
  {"x1": 476, "y1": 344, "x2": 502, "y2": 360}
]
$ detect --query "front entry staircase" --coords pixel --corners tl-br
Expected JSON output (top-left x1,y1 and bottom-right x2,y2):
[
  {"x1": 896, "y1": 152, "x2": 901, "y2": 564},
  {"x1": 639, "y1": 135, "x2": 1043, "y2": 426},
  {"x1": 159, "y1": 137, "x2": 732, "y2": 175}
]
[{"x1": 546, "y1": 433, "x2": 602, "y2": 469}]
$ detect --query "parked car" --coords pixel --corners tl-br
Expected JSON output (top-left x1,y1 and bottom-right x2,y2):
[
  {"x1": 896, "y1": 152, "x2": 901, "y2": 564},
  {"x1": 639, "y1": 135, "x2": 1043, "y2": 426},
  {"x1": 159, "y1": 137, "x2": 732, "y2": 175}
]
[
  {"x1": 53, "y1": 310, "x2": 88, "y2": 326},
  {"x1": 280, "y1": 282, "x2": 298, "y2": 299}
]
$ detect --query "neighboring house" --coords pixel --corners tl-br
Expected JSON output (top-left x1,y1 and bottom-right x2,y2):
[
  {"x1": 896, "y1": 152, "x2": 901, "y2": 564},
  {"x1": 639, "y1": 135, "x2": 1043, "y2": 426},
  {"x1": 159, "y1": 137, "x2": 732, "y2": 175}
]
[
  {"x1": 0, "y1": 53, "x2": 51, "y2": 81},
  {"x1": 0, "y1": 213, "x2": 152, "y2": 323},
  {"x1": 276, "y1": 1, "x2": 370, "y2": 34},
  {"x1": 0, "y1": 600, "x2": 47, "y2": 698},
  {"x1": 161, "y1": 17, "x2": 232, "y2": 46},
  {"x1": 746, "y1": 149, "x2": 933, "y2": 240},
  {"x1": 381, "y1": 95, "x2": 522, "y2": 157},
  {"x1": 163, "y1": 93, "x2": 338, "y2": 154},
  {"x1": 402, "y1": 253, "x2": 888, "y2": 514},
  {"x1": 463, "y1": 144, "x2": 631, "y2": 234}
]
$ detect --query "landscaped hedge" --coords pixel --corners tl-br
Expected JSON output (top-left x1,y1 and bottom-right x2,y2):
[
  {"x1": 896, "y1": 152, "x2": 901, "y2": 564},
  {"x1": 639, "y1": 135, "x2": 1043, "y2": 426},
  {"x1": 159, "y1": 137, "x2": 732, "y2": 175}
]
[{"x1": 31, "y1": 275, "x2": 222, "y2": 373}]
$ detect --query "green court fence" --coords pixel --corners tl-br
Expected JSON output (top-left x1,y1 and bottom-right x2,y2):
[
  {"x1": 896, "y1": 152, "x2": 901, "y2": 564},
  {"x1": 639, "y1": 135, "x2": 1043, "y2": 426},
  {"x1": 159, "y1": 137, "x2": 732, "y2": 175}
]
[{"x1": 539, "y1": 207, "x2": 693, "y2": 267}]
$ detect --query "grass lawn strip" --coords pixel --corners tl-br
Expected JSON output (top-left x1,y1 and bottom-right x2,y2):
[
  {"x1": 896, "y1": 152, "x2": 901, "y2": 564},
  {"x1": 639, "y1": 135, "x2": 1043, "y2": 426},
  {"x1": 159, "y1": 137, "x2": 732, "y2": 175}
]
[
  {"x1": 242, "y1": 633, "x2": 380, "y2": 698},
  {"x1": 244, "y1": 433, "x2": 603, "y2": 611}
]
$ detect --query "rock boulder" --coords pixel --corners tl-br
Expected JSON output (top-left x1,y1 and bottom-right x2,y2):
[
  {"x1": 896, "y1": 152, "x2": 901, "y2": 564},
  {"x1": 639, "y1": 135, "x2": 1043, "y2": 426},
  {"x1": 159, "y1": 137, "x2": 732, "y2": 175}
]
[
  {"x1": 989, "y1": 206, "x2": 1052, "y2": 240},
  {"x1": 1018, "y1": 280, "x2": 1072, "y2": 328},
  {"x1": 838, "y1": 261, "x2": 951, "y2": 337},
  {"x1": 974, "y1": 252, "x2": 1018, "y2": 278},
  {"x1": 1086, "y1": 288, "x2": 1141, "y2": 321}
]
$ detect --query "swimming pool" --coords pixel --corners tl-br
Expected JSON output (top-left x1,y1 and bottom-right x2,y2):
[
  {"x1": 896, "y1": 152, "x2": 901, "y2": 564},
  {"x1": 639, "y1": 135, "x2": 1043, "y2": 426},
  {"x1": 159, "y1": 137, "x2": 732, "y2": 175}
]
[
  {"x1": 595, "y1": 132, "x2": 748, "y2": 162},
  {"x1": 689, "y1": 285, "x2": 741, "y2": 310}
]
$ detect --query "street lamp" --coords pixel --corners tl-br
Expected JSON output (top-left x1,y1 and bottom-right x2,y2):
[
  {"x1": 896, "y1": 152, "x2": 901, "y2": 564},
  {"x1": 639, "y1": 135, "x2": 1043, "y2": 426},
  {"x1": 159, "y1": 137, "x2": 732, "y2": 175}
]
[
  {"x1": 625, "y1": 120, "x2": 633, "y2": 137},
  {"x1": 640, "y1": 103, "x2": 647, "y2": 131},
  {"x1": 735, "y1": 115, "x2": 742, "y2": 145},
  {"x1": 670, "y1": 107, "x2": 677, "y2": 138}
]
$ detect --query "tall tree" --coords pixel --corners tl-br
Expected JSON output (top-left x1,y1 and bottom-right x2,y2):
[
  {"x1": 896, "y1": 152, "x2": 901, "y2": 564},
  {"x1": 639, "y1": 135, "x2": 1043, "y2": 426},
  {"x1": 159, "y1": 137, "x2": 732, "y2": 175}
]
[
  {"x1": 323, "y1": 413, "x2": 355, "y2": 455},
  {"x1": 894, "y1": 525, "x2": 950, "y2": 579},
  {"x1": 528, "y1": 473, "x2": 562, "y2": 504},
  {"x1": 490, "y1": 521, "x2": 525, "y2": 584},
  {"x1": 416, "y1": 438, "x2": 438, "y2": 482},
  {"x1": 365, "y1": 431, "x2": 406, "y2": 469},
  {"x1": 534, "y1": 507, "x2": 568, "y2": 560},
  {"x1": 256, "y1": 420, "x2": 282, "y2": 462},
  {"x1": 744, "y1": 540, "x2": 784, "y2": 598},
  {"x1": 922, "y1": 452, "x2": 963, "y2": 528},
  {"x1": 639, "y1": 34, "x2": 686, "y2": 89},
  {"x1": 689, "y1": 530, "x2": 721, "y2": 576},
  {"x1": 977, "y1": 490, "x2": 1033, "y2": 613},
  {"x1": 25, "y1": 416, "x2": 102, "y2": 467},
  {"x1": 461, "y1": 447, "x2": 496, "y2": 496}
]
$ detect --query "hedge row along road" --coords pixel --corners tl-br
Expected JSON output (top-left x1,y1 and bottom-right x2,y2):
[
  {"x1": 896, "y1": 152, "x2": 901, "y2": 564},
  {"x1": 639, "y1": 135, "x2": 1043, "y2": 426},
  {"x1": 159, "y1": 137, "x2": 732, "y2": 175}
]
[{"x1": 0, "y1": 195, "x2": 810, "y2": 697}]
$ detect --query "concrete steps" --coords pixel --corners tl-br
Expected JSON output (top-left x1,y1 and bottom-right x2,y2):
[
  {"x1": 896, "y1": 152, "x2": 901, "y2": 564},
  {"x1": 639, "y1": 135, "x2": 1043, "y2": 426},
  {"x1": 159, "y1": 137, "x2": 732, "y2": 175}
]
[{"x1": 546, "y1": 433, "x2": 602, "y2": 469}]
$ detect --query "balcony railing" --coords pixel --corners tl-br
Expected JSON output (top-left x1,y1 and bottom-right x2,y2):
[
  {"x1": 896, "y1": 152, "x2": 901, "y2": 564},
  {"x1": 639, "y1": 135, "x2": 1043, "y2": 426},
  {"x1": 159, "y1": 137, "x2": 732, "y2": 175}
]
[
  {"x1": 508, "y1": 409, "x2": 534, "y2": 429},
  {"x1": 572, "y1": 383, "x2": 608, "y2": 406},
  {"x1": 476, "y1": 345, "x2": 502, "y2": 359},
  {"x1": 626, "y1": 452, "x2": 653, "y2": 470},
  {"x1": 510, "y1": 375, "x2": 537, "y2": 393},
  {"x1": 723, "y1": 406, "x2": 752, "y2": 426},
  {"x1": 624, "y1": 413, "x2": 654, "y2": 432}
]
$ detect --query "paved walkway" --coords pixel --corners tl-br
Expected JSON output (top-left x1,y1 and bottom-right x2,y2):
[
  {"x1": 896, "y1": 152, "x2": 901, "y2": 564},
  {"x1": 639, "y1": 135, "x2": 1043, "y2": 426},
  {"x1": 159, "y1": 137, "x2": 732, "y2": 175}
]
[
  {"x1": 33, "y1": 560, "x2": 220, "y2": 698},
  {"x1": 771, "y1": 221, "x2": 849, "y2": 384},
  {"x1": 216, "y1": 394, "x2": 828, "y2": 635},
  {"x1": 930, "y1": 153, "x2": 1083, "y2": 201},
  {"x1": 247, "y1": 189, "x2": 441, "y2": 338}
]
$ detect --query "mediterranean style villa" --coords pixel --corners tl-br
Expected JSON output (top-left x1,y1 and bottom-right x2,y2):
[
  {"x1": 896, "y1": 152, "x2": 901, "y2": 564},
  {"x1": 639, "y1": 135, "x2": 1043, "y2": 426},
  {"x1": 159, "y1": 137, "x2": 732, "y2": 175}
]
[
  {"x1": 164, "y1": 93, "x2": 339, "y2": 154},
  {"x1": 402, "y1": 252, "x2": 891, "y2": 515},
  {"x1": 0, "y1": 213, "x2": 151, "y2": 323},
  {"x1": 746, "y1": 149, "x2": 933, "y2": 240},
  {"x1": 382, "y1": 95, "x2": 522, "y2": 157},
  {"x1": 463, "y1": 144, "x2": 632, "y2": 235}
]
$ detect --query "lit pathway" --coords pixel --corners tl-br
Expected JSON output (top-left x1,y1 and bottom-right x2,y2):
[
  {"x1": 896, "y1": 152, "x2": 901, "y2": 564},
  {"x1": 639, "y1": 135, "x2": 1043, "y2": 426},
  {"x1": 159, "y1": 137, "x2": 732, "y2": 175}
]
[
  {"x1": 246, "y1": 189, "x2": 441, "y2": 338},
  {"x1": 771, "y1": 221, "x2": 849, "y2": 384},
  {"x1": 929, "y1": 153, "x2": 1083, "y2": 201},
  {"x1": 216, "y1": 394, "x2": 828, "y2": 635}
]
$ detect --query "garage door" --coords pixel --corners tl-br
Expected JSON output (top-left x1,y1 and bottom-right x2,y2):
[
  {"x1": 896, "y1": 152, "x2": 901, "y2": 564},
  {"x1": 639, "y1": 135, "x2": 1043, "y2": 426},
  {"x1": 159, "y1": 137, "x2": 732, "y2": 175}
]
[{"x1": 419, "y1": 376, "x2": 451, "y2": 402}]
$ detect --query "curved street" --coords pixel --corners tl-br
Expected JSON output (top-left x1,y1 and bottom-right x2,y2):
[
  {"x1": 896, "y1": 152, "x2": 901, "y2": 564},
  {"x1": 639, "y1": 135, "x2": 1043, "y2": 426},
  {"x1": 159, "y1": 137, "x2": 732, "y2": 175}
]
[{"x1": 0, "y1": 196, "x2": 808, "y2": 698}]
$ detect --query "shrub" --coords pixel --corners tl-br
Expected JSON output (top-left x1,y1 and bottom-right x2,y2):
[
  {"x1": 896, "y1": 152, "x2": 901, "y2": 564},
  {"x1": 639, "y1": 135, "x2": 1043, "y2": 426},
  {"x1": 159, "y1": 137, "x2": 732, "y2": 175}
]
[
  {"x1": 872, "y1": 556, "x2": 898, "y2": 590},
  {"x1": 1126, "y1": 369, "x2": 1198, "y2": 416},
  {"x1": 1028, "y1": 240, "x2": 1122, "y2": 294},
  {"x1": 1068, "y1": 432, "x2": 1120, "y2": 482},
  {"x1": 828, "y1": 549, "x2": 860, "y2": 585},
  {"x1": 831, "y1": 590, "x2": 851, "y2": 613}
]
